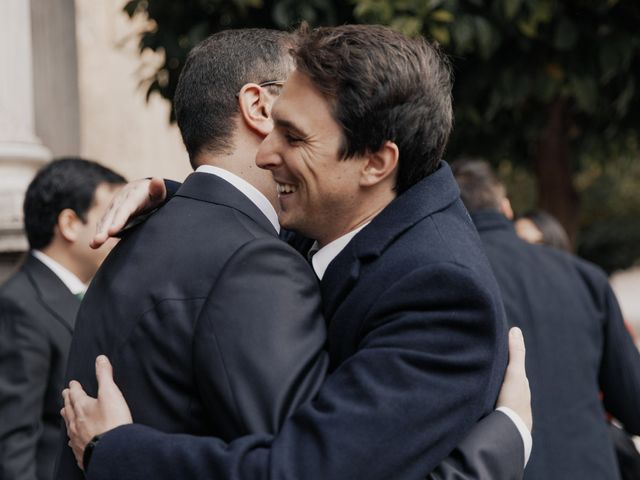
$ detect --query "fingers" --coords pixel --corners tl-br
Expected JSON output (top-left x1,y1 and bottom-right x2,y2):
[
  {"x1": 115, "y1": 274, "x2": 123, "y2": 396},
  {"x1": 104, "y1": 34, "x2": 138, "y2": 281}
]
[
  {"x1": 104, "y1": 178, "x2": 166, "y2": 236},
  {"x1": 94, "y1": 357, "x2": 132, "y2": 425},
  {"x1": 61, "y1": 387, "x2": 75, "y2": 434},
  {"x1": 95, "y1": 355, "x2": 115, "y2": 398},
  {"x1": 92, "y1": 178, "x2": 159, "y2": 248},
  {"x1": 91, "y1": 177, "x2": 167, "y2": 249},
  {"x1": 61, "y1": 380, "x2": 97, "y2": 471},
  {"x1": 91, "y1": 200, "x2": 119, "y2": 248},
  {"x1": 68, "y1": 380, "x2": 89, "y2": 411},
  {"x1": 106, "y1": 199, "x2": 137, "y2": 236},
  {"x1": 501, "y1": 327, "x2": 532, "y2": 432},
  {"x1": 507, "y1": 327, "x2": 526, "y2": 373},
  {"x1": 62, "y1": 387, "x2": 76, "y2": 424},
  {"x1": 90, "y1": 233, "x2": 108, "y2": 249},
  {"x1": 148, "y1": 177, "x2": 167, "y2": 204}
]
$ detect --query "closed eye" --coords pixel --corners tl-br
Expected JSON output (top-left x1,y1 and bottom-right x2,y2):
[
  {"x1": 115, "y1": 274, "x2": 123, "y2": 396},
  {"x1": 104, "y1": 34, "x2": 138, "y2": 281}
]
[
  {"x1": 274, "y1": 118, "x2": 308, "y2": 146},
  {"x1": 285, "y1": 132, "x2": 304, "y2": 145}
]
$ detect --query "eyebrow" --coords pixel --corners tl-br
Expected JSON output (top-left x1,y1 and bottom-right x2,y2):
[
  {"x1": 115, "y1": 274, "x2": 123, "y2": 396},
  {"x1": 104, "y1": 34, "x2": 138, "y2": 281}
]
[{"x1": 274, "y1": 117, "x2": 309, "y2": 139}]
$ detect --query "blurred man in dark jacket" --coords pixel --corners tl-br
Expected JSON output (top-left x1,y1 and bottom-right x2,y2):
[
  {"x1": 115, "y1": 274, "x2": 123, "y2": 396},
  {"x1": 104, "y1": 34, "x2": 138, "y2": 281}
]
[
  {"x1": 453, "y1": 159, "x2": 640, "y2": 480},
  {"x1": 0, "y1": 158, "x2": 125, "y2": 480}
]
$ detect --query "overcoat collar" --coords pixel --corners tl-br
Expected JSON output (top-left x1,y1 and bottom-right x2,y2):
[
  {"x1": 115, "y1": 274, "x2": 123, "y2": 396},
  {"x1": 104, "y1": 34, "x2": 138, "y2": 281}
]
[{"x1": 320, "y1": 161, "x2": 460, "y2": 319}]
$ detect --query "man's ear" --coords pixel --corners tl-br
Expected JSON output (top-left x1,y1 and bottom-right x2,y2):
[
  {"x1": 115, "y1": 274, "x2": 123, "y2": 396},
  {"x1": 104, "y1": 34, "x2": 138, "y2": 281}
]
[
  {"x1": 56, "y1": 208, "x2": 82, "y2": 243},
  {"x1": 237, "y1": 83, "x2": 274, "y2": 138},
  {"x1": 360, "y1": 141, "x2": 399, "y2": 188}
]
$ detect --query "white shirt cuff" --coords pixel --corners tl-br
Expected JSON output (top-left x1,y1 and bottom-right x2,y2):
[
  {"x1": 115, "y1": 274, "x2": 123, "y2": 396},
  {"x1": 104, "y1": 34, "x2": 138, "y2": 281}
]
[{"x1": 496, "y1": 406, "x2": 532, "y2": 468}]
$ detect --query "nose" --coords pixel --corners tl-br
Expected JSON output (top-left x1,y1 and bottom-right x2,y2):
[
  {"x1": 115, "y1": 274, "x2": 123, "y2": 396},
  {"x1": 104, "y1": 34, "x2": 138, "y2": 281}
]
[{"x1": 256, "y1": 132, "x2": 282, "y2": 171}]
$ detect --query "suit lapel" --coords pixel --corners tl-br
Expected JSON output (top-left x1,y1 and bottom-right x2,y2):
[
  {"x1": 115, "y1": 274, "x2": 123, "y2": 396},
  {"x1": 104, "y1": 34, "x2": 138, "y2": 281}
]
[
  {"x1": 321, "y1": 161, "x2": 461, "y2": 321},
  {"x1": 320, "y1": 247, "x2": 361, "y2": 322},
  {"x1": 174, "y1": 172, "x2": 278, "y2": 236},
  {"x1": 24, "y1": 254, "x2": 80, "y2": 333}
]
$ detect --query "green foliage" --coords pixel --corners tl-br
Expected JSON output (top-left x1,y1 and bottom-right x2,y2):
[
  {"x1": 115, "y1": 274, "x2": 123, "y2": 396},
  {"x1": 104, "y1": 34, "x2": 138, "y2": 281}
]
[
  {"x1": 123, "y1": 0, "x2": 640, "y2": 269},
  {"x1": 388, "y1": 0, "x2": 640, "y2": 168},
  {"x1": 575, "y1": 155, "x2": 640, "y2": 273},
  {"x1": 126, "y1": 0, "x2": 640, "y2": 159},
  {"x1": 123, "y1": 0, "x2": 354, "y2": 118},
  {"x1": 502, "y1": 156, "x2": 640, "y2": 274}
]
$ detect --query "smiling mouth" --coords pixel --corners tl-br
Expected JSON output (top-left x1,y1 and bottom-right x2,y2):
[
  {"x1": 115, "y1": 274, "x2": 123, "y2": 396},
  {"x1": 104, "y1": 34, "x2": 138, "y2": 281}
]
[{"x1": 276, "y1": 182, "x2": 298, "y2": 194}]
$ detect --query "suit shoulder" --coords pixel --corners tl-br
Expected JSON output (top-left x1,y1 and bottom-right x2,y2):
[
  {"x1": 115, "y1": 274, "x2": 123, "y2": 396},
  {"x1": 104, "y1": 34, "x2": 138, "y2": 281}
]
[
  {"x1": 538, "y1": 246, "x2": 610, "y2": 289},
  {"x1": 570, "y1": 254, "x2": 608, "y2": 282},
  {"x1": 231, "y1": 209, "x2": 281, "y2": 241},
  {"x1": 205, "y1": 235, "x2": 316, "y2": 304},
  {"x1": 138, "y1": 195, "x2": 274, "y2": 245},
  {"x1": 108, "y1": 198, "x2": 276, "y2": 274},
  {"x1": 0, "y1": 267, "x2": 36, "y2": 307},
  {"x1": 387, "y1": 209, "x2": 494, "y2": 280},
  {"x1": 0, "y1": 282, "x2": 38, "y2": 332}
]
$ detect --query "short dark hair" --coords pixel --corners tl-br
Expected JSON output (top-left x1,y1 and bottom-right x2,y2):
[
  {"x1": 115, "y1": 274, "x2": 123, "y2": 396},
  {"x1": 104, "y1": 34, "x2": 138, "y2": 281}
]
[
  {"x1": 450, "y1": 159, "x2": 505, "y2": 213},
  {"x1": 174, "y1": 29, "x2": 293, "y2": 167},
  {"x1": 292, "y1": 24, "x2": 453, "y2": 194},
  {"x1": 518, "y1": 210, "x2": 571, "y2": 252},
  {"x1": 23, "y1": 157, "x2": 126, "y2": 250}
]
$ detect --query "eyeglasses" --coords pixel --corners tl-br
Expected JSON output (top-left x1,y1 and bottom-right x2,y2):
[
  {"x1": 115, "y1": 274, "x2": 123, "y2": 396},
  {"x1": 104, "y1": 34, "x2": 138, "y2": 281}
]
[
  {"x1": 258, "y1": 80, "x2": 286, "y2": 88},
  {"x1": 236, "y1": 80, "x2": 286, "y2": 97}
]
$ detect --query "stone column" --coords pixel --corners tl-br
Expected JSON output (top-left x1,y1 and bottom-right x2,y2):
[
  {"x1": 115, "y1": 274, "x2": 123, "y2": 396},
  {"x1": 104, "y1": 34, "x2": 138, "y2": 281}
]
[
  {"x1": 31, "y1": 0, "x2": 81, "y2": 157},
  {"x1": 0, "y1": 0, "x2": 51, "y2": 252}
]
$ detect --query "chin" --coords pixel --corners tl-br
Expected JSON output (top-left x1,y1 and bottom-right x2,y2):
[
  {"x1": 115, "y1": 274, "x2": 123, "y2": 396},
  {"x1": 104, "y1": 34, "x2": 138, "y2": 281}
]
[
  {"x1": 278, "y1": 216, "x2": 294, "y2": 231},
  {"x1": 278, "y1": 216, "x2": 303, "y2": 235}
]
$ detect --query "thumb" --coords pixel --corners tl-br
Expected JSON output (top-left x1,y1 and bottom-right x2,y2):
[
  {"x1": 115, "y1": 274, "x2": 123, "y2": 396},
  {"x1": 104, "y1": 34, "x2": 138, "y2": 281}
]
[
  {"x1": 148, "y1": 177, "x2": 167, "y2": 204},
  {"x1": 95, "y1": 355, "x2": 116, "y2": 398},
  {"x1": 507, "y1": 327, "x2": 526, "y2": 372}
]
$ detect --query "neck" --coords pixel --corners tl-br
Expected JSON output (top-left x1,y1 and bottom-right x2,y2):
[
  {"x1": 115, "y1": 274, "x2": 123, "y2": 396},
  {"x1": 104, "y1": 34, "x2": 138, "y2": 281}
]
[
  {"x1": 317, "y1": 188, "x2": 395, "y2": 248},
  {"x1": 194, "y1": 138, "x2": 277, "y2": 210},
  {"x1": 38, "y1": 243, "x2": 90, "y2": 283}
]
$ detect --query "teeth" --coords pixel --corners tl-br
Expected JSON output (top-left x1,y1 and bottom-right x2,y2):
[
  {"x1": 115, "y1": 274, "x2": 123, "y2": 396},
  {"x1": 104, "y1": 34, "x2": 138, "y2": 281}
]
[{"x1": 277, "y1": 183, "x2": 298, "y2": 194}]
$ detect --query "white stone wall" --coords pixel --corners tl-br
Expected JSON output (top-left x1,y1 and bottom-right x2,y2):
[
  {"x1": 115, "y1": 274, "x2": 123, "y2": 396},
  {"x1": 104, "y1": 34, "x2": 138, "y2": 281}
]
[
  {"x1": 0, "y1": 0, "x2": 190, "y2": 280},
  {"x1": 0, "y1": 0, "x2": 51, "y2": 253},
  {"x1": 74, "y1": 0, "x2": 191, "y2": 182},
  {"x1": 611, "y1": 266, "x2": 640, "y2": 351}
]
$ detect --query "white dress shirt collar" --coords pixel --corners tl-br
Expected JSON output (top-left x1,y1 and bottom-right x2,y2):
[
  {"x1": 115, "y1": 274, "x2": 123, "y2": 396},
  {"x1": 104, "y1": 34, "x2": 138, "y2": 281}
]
[
  {"x1": 196, "y1": 165, "x2": 280, "y2": 234},
  {"x1": 310, "y1": 223, "x2": 369, "y2": 280},
  {"x1": 31, "y1": 250, "x2": 88, "y2": 295}
]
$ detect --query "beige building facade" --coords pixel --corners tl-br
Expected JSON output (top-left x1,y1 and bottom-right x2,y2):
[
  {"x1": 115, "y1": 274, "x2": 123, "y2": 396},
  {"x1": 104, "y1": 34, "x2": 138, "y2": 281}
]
[{"x1": 0, "y1": 0, "x2": 190, "y2": 281}]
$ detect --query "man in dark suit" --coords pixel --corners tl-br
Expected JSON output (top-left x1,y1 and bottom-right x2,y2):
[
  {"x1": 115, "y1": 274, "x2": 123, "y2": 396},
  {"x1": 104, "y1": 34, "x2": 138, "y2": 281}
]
[
  {"x1": 452, "y1": 159, "x2": 640, "y2": 479},
  {"x1": 54, "y1": 29, "x2": 330, "y2": 480},
  {"x1": 0, "y1": 158, "x2": 125, "y2": 480},
  {"x1": 61, "y1": 25, "x2": 531, "y2": 480}
]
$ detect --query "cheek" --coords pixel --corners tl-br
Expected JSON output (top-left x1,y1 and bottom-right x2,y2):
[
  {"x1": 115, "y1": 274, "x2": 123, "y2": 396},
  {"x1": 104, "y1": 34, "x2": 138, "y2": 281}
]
[
  {"x1": 75, "y1": 224, "x2": 93, "y2": 245},
  {"x1": 256, "y1": 143, "x2": 274, "y2": 168},
  {"x1": 293, "y1": 142, "x2": 335, "y2": 182},
  {"x1": 92, "y1": 238, "x2": 118, "y2": 265},
  {"x1": 102, "y1": 237, "x2": 119, "y2": 250},
  {"x1": 325, "y1": 166, "x2": 361, "y2": 198}
]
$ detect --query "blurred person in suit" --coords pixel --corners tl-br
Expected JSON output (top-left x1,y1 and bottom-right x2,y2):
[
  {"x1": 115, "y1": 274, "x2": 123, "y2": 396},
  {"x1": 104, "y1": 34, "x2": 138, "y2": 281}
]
[
  {"x1": 54, "y1": 29, "x2": 332, "y2": 480},
  {"x1": 515, "y1": 208, "x2": 640, "y2": 480},
  {"x1": 0, "y1": 158, "x2": 125, "y2": 480},
  {"x1": 515, "y1": 210, "x2": 571, "y2": 252},
  {"x1": 453, "y1": 159, "x2": 640, "y2": 479}
]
